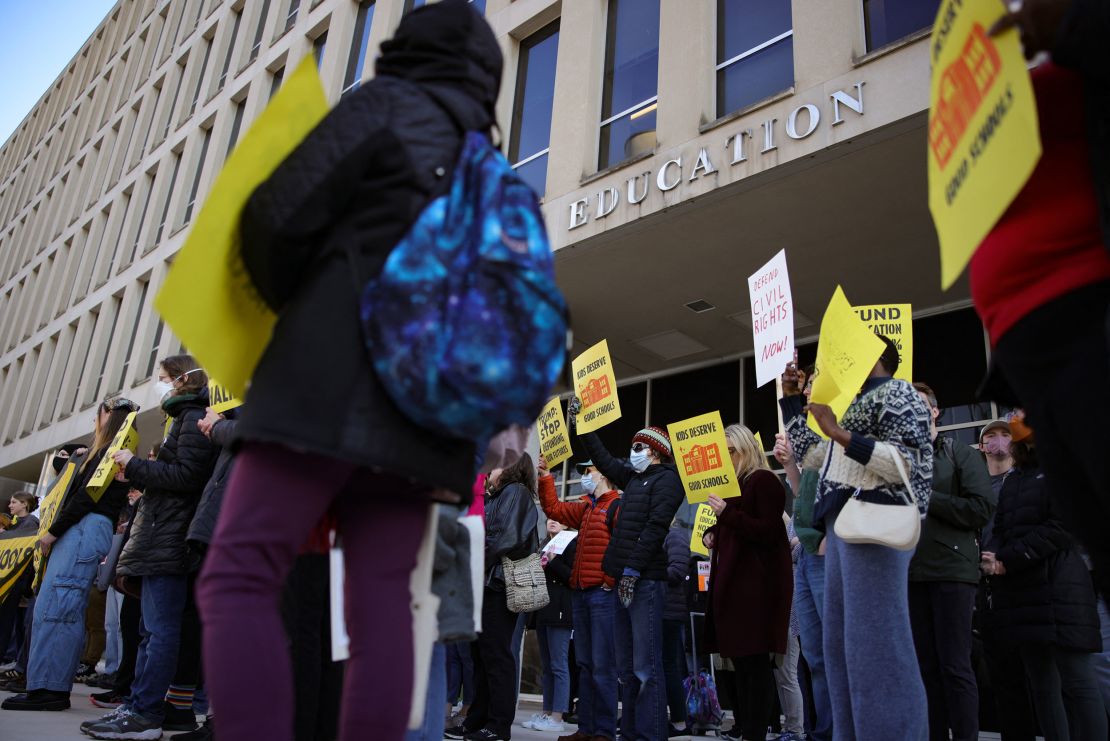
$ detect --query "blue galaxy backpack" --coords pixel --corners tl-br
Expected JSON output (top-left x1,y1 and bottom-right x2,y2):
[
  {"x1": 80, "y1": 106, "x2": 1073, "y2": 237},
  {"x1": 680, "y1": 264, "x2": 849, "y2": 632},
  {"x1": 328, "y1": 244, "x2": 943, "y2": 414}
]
[{"x1": 359, "y1": 131, "x2": 568, "y2": 445}]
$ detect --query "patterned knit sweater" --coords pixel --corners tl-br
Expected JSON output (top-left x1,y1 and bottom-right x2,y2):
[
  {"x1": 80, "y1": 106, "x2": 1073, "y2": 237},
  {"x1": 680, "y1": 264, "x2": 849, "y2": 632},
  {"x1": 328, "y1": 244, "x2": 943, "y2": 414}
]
[{"x1": 780, "y1": 377, "x2": 934, "y2": 528}]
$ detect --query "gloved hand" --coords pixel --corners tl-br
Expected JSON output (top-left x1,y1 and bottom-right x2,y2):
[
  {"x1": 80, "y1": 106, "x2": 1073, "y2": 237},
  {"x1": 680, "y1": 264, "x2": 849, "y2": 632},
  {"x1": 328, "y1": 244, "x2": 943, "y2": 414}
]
[
  {"x1": 618, "y1": 574, "x2": 638, "y2": 608},
  {"x1": 567, "y1": 396, "x2": 582, "y2": 433}
]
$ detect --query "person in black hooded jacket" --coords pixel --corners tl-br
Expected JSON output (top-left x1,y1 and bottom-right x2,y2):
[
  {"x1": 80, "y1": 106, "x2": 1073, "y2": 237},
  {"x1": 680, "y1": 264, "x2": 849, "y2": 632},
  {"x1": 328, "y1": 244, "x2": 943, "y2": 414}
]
[
  {"x1": 572, "y1": 404, "x2": 685, "y2": 741},
  {"x1": 980, "y1": 427, "x2": 1106, "y2": 741},
  {"x1": 194, "y1": 3, "x2": 504, "y2": 740},
  {"x1": 82, "y1": 355, "x2": 218, "y2": 738}
]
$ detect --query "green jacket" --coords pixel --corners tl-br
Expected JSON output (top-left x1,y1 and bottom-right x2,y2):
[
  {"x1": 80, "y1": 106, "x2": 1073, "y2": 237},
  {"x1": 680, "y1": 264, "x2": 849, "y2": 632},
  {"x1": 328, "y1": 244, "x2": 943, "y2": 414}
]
[
  {"x1": 909, "y1": 436, "x2": 996, "y2": 584},
  {"x1": 792, "y1": 468, "x2": 823, "y2": 556}
]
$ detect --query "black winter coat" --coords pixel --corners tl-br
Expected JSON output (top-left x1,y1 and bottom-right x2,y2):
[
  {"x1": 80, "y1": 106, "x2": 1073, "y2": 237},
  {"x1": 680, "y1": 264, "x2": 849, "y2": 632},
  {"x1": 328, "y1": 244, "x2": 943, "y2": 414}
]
[
  {"x1": 664, "y1": 527, "x2": 692, "y2": 623},
  {"x1": 982, "y1": 467, "x2": 1100, "y2": 652},
  {"x1": 580, "y1": 433, "x2": 685, "y2": 581},
  {"x1": 185, "y1": 414, "x2": 238, "y2": 571},
  {"x1": 536, "y1": 538, "x2": 575, "y2": 629},
  {"x1": 236, "y1": 2, "x2": 502, "y2": 499},
  {"x1": 909, "y1": 436, "x2": 996, "y2": 584},
  {"x1": 483, "y1": 482, "x2": 539, "y2": 591},
  {"x1": 117, "y1": 393, "x2": 219, "y2": 577}
]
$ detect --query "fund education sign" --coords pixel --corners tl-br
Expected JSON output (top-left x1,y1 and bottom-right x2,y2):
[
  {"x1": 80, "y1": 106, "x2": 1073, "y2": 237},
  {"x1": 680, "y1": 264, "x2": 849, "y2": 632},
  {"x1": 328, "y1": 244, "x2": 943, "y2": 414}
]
[{"x1": 568, "y1": 83, "x2": 867, "y2": 232}]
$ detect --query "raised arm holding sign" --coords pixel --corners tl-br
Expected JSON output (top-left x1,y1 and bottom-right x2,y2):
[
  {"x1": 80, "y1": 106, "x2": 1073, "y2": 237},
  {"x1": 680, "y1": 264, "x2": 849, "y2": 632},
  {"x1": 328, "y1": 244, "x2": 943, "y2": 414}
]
[{"x1": 571, "y1": 340, "x2": 622, "y2": 434}]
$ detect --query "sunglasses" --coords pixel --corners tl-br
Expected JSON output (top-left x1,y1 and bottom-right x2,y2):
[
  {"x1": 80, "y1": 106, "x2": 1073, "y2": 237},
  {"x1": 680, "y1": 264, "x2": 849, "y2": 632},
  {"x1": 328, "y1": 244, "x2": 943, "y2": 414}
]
[
  {"x1": 102, "y1": 398, "x2": 140, "y2": 413},
  {"x1": 631, "y1": 442, "x2": 653, "y2": 453}
]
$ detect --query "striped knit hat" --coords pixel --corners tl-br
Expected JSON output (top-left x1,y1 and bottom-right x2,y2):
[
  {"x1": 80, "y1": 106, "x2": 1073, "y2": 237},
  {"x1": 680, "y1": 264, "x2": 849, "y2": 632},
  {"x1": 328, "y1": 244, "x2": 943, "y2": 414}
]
[{"x1": 632, "y1": 426, "x2": 672, "y2": 459}]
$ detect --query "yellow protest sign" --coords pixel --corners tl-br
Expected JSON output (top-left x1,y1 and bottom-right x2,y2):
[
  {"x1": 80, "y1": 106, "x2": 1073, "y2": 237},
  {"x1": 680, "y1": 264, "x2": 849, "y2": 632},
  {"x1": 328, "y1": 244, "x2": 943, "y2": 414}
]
[
  {"x1": 536, "y1": 398, "x2": 573, "y2": 468},
  {"x1": 854, "y1": 304, "x2": 913, "y2": 382},
  {"x1": 809, "y1": 287, "x2": 885, "y2": 438},
  {"x1": 33, "y1": 461, "x2": 77, "y2": 592},
  {"x1": 0, "y1": 531, "x2": 37, "y2": 601},
  {"x1": 689, "y1": 503, "x2": 718, "y2": 557},
  {"x1": 87, "y1": 412, "x2": 139, "y2": 502},
  {"x1": 927, "y1": 0, "x2": 1040, "y2": 289},
  {"x1": 208, "y1": 379, "x2": 243, "y2": 414},
  {"x1": 668, "y1": 411, "x2": 742, "y2": 504},
  {"x1": 572, "y1": 340, "x2": 621, "y2": 434},
  {"x1": 155, "y1": 57, "x2": 330, "y2": 397}
]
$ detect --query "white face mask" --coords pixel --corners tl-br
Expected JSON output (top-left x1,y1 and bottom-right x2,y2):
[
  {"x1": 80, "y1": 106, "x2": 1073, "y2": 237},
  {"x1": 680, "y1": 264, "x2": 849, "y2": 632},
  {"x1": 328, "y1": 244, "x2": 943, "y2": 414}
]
[
  {"x1": 580, "y1": 473, "x2": 598, "y2": 495},
  {"x1": 629, "y1": 449, "x2": 652, "y2": 472},
  {"x1": 154, "y1": 380, "x2": 175, "y2": 400}
]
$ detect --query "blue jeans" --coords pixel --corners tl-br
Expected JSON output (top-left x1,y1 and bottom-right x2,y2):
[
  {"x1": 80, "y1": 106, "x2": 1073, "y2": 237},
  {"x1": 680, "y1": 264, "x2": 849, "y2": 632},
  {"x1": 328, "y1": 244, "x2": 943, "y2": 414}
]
[
  {"x1": 1096, "y1": 596, "x2": 1110, "y2": 714},
  {"x1": 615, "y1": 578, "x2": 668, "y2": 741},
  {"x1": 795, "y1": 549, "x2": 832, "y2": 741},
  {"x1": 571, "y1": 587, "x2": 618, "y2": 740},
  {"x1": 538, "y1": 626, "x2": 573, "y2": 713},
  {"x1": 662, "y1": 620, "x2": 687, "y2": 723},
  {"x1": 446, "y1": 641, "x2": 475, "y2": 708},
  {"x1": 823, "y1": 514, "x2": 927, "y2": 741},
  {"x1": 128, "y1": 574, "x2": 187, "y2": 721},
  {"x1": 27, "y1": 513, "x2": 113, "y2": 692},
  {"x1": 404, "y1": 642, "x2": 447, "y2": 741},
  {"x1": 103, "y1": 587, "x2": 123, "y2": 675}
]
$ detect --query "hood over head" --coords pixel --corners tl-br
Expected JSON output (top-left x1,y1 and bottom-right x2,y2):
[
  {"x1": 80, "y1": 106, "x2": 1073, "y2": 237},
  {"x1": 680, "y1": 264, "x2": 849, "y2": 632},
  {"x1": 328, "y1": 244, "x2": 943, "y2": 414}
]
[{"x1": 375, "y1": 0, "x2": 503, "y2": 129}]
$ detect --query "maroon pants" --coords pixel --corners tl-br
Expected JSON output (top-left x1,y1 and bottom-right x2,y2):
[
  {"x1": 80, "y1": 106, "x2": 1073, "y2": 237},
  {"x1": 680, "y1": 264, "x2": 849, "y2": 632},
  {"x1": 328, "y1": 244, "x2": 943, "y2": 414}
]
[{"x1": 197, "y1": 442, "x2": 430, "y2": 741}]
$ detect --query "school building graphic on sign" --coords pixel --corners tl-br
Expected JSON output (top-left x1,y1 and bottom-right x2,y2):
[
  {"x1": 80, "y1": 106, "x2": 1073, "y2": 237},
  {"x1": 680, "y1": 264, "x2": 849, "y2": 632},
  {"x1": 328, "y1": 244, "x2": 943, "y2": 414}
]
[
  {"x1": 579, "y1": 377, "x2": 612, "y2": 407},
  {"x1": 929, "y1": 23, "x2": 1002, "y2": 168},
  {"x1": 683, "y1": 443, "x2": 723, "y2": 476}
]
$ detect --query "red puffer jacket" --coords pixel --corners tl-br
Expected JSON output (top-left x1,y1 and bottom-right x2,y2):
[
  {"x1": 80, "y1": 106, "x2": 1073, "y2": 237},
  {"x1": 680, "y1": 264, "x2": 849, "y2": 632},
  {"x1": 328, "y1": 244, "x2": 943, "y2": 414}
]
[{"x1": 538, "y1": 474, "x2": 620, "y2": 590}]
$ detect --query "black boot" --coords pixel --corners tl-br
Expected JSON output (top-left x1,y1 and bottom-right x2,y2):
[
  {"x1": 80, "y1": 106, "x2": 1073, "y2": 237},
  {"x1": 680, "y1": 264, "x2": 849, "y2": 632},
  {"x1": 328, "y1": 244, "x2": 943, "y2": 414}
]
[
  {"x1": 174, "y1": 715, "x2": 215, "y2": 740},
  {"x1": 1, "y1": 688, "x2": 71, "y2": 711}
]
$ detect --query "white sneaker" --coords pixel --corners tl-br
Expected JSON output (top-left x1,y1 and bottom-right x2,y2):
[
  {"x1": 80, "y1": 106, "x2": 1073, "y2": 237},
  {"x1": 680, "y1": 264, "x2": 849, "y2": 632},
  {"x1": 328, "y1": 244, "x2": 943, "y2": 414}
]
[
  {"x1": 521, "y1": 712, "x2": 546, "y2": 729},
  {"x1": 532, "y1": 716, "x2": 566, "y2": 732}
]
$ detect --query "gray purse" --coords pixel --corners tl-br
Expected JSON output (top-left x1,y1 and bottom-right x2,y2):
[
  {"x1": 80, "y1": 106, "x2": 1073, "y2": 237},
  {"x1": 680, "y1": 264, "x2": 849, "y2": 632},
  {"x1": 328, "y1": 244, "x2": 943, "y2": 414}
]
[{"x1": 501, "y1": 552, "x2": 550, "y2": 613}]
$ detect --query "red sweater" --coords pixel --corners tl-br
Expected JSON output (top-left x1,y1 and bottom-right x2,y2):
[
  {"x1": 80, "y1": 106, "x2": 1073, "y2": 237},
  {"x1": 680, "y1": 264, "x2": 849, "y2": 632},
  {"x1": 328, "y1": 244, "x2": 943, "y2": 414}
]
[
  {"x1": 970, "y1": 62, "x2": 1110, "y2": 345},
  {"x1": 537, "y1": 474, "x2": 619, "y2": 590}
]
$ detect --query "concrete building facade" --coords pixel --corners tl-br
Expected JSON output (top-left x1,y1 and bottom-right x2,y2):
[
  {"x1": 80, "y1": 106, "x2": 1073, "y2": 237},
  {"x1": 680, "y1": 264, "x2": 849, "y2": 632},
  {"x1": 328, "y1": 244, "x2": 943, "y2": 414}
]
[{"x1": 0, "y1": 0, "x2": 1000, "y2": 490}]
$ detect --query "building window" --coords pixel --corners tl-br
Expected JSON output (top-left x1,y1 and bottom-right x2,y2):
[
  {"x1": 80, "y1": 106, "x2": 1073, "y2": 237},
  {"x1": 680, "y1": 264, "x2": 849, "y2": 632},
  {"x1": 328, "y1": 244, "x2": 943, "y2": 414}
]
[
  {"x1": 270, "y1": 66, "x2": 285, "y2": 99},
  {"x1": 598, "y1": 0, "x2": 659, "y2": 171},
  {"x1": 183, "y1": 128, "x2": 212, "y2": 224},
  {"x1": 144, "y1": 318, "x2": 166, "y2": 378},
  {"x1": 162, "y1": 58, "x2": 187, "y2": 140},
  {"x1": 249, "y1": 0, "x2": 273, "y2": 62},
  {"x1": 89, "y1": 296, "x2": 123, "y2": 405},
  {"x1": 126, "y1": 172, "x2": 156, "y2": 267},
  {"x1": 716, "y1": 0, "x2": 794, "y2": 118},
  {"x1": 153, "y1": 152, "x2": 182, "y2": 246},
  {"x1": 508, "y1": 20, "x2": 559, "y2": 197},
  {"x1": 227, "y1": 98, "x2": 246, "y2": 156},
  {"x1": 218, "y1": 10, "x2": 242, "y2": 90},
  {"x1": 188, "y1": 38, "x2": 213, "y2": 117},
  {"x1": 341, "y1": 1, "x2": 376, "y2": 97},
  {"x1": 863, "y1": 0, "x2": 941, "y2": 51},
  {"x1": 313, "y1": 31, "x2": 328, "y2": 67},
  {"x1": 403, "y1": 0, "x2": 426, "y2": 12},
  {"x1": 114, "y1": 281, "x2": 148, "y2": 393},
  {"x1": 284, "y1": 0, "x2": 301, "y2": 33}
]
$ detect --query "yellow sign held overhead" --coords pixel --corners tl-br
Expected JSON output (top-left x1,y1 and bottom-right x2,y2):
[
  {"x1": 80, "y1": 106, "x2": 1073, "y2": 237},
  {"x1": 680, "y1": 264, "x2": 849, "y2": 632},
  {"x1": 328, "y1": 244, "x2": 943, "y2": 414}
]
[
  {"x1": 155, "y1": 57, "x2": 330, "y2": 398},
  {"x1": 853, "y1": 304, "x2": 913, "y2": 382},
  {"x1": 690, "y1": 503, "x2": 718, "y2": 557},
  {"x1": 536, "y1": 398, "x2": 573, "y2": 468},
  {"x1": 809, "y1": 287, "x2": 886, "y2": 439},
  {"x1": 208, "y1": 379, "x2": 243, "y2": 414},
  {"x1": 667, "y1": 411, "x2": 742, "y2": 504},
  {"x1": 87, "y1": 412, "x2": 140, "y2": 502},
  {"x1": 927, "y1": 0, "x2": 1040, "y2": 289},
  {"x1": 572, "y1": 340, "x2": 622, "y2": 435}
]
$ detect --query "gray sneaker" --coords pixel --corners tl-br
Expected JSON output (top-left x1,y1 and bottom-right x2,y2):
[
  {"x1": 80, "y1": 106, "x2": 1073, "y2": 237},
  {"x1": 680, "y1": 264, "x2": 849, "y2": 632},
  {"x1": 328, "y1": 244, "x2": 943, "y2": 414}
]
[
  {"x1": 85, "y1": 709, "x2": 163, "y2": 740},
  {"x1": 81, "y1": 706, "x2": 129, "y2": 735}
]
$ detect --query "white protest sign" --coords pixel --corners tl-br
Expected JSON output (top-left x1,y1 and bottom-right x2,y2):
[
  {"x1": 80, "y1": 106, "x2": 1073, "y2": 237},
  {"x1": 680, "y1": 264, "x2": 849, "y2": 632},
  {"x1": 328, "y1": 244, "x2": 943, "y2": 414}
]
[
  {"x1": 543, "y1": 530, "x2": 578, "y2": 556},
  {"x1": 748, "y1": 249, "x2": 795, "y2": 387}
]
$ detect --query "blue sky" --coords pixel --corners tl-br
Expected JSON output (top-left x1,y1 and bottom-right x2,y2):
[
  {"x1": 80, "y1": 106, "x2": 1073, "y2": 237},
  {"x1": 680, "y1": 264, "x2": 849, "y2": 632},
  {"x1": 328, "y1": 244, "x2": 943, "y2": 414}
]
[{"x1": 0, "y1": 0, "x2": 118, "y2": 146}]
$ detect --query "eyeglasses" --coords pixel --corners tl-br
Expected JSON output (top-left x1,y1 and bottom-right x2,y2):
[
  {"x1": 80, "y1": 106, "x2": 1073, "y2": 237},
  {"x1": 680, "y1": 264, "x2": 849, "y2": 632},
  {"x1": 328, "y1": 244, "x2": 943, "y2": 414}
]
[
  {"x1": 631, "y1": 442, "x2": 652, "y2": 453},
  {"x1": 102, "y1": 398, "x2": 140, "y2": 413},
  {"x1": 727, "y1": 447, "x2": 737, "y2": 455}
]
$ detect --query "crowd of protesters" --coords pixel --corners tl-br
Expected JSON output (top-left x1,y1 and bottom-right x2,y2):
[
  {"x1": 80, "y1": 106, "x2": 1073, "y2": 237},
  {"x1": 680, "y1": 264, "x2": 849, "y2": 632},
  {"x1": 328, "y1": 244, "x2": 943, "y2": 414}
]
[{"x1": 1, "y1": 0, "x2": 1110, "y2": 740}]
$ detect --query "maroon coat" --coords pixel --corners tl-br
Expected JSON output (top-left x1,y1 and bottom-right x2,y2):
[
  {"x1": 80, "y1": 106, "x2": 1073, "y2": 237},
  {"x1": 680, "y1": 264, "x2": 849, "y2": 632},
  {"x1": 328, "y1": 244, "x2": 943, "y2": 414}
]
[{"x1": 703, "y1": 468, "x2": 793, "y2": 658}]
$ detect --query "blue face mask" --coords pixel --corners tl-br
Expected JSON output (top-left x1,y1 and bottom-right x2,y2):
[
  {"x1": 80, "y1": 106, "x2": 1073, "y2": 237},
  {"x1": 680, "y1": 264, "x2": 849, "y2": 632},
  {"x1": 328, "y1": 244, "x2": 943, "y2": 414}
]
[
  {"x1": 629, "y1": 449, "x2": 651, "y2": 472},
  {"x1": 580, "y1": 473, "x2": 598, "y2": 494}
]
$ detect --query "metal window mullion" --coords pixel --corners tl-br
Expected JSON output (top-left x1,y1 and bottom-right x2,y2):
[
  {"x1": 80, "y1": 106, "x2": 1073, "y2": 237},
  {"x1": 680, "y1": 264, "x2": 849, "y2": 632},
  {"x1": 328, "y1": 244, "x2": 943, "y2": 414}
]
[
  {"x1": 715, "y1": 29, "x2": 793, "y2": 72},
  {"x1": 512, "y1": 147, "x2": 549, "y2": 170},
  {"x1": 600, "y1": 96, "x2": 658, "y2": 128}
]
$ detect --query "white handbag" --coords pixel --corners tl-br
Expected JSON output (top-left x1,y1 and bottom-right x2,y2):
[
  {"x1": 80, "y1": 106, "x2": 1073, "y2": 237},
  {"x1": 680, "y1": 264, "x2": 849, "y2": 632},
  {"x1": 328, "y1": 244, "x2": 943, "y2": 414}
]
[{"x1": 833, "y1": 448, "x2": 921, "y2": 551}]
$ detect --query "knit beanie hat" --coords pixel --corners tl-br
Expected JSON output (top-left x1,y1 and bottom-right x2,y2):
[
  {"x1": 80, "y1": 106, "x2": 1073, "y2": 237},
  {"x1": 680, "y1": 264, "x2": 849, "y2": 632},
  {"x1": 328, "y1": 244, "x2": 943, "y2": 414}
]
[{"x1": 632, "y1": 426, "x2": 672, "y2": 459}]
